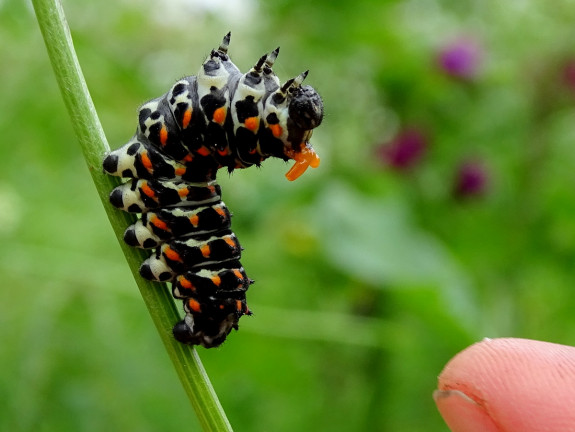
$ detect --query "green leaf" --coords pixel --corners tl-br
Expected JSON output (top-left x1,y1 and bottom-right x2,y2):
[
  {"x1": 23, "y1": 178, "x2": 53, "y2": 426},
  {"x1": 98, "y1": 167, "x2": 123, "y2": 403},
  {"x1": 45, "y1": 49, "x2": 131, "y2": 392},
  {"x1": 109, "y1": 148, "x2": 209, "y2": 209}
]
[{"x1": 313, "y1": 182, "x2": 477, "y2": 327}]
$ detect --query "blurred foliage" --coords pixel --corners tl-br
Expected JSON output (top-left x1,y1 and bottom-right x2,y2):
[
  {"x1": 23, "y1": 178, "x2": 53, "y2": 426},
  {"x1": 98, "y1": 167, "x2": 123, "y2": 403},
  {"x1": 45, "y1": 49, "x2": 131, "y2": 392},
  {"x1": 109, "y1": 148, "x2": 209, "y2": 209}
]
[{"x1": 3, "y1": 0, "x2": 575, "y2": 430}]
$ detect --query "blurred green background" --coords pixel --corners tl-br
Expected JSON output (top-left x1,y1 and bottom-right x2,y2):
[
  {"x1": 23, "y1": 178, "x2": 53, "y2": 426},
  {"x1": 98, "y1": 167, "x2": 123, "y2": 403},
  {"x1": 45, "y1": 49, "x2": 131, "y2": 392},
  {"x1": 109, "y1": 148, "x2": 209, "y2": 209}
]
[{"x1": 3, "y1": 0, "x2": 575, "y2": 430}]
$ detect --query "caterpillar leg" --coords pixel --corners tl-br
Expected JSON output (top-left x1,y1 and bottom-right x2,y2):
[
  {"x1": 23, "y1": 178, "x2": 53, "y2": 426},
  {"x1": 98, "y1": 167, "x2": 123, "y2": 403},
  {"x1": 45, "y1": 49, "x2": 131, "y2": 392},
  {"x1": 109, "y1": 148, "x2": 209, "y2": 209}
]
[
  {"x1": 172, "y1": 319, "x2": 233, "y2": 348},
  {"x1": 172, "y1": 305, "x2": 250, "y2": 348}
]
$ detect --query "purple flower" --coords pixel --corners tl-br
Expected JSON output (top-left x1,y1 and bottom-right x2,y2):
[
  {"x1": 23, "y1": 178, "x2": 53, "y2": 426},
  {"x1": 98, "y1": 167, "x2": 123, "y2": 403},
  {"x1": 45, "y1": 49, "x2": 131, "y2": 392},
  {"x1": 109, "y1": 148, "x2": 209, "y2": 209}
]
[
  {"x1": 438, "y1": 38, "x2": 482, "y2": 80},
  {"x1": 376, "y1": 128, "x2": 427, "y2": 171},
  {"x1": 562, "y1": 59, "x2": 575, "y2": 91},
  {"x1": 453, "y1": 160, "x2": 487, "y2": 199}
]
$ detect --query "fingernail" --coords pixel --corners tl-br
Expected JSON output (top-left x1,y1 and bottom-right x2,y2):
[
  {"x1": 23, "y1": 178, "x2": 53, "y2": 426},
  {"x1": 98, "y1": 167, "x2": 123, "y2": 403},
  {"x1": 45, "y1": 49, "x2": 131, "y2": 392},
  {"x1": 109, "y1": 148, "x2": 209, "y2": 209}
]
[{"x1": 433, "y1": 390, "x2": 500, "y2": 432}]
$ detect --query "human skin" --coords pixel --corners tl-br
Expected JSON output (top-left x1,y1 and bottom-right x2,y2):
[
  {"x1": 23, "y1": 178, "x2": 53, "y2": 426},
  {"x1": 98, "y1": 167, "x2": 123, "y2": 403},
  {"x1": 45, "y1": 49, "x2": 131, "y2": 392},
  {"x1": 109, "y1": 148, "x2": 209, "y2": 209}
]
[{"x1": 434, "y1": 338, "x2": 575, "y2": 432}]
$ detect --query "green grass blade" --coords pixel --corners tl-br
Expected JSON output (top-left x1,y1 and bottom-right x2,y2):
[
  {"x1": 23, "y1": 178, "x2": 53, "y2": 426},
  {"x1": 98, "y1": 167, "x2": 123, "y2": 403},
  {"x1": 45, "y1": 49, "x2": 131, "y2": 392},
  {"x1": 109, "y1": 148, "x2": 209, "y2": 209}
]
[{"x1": 32, "y1": 0, "x2": 233, "y2": 430}]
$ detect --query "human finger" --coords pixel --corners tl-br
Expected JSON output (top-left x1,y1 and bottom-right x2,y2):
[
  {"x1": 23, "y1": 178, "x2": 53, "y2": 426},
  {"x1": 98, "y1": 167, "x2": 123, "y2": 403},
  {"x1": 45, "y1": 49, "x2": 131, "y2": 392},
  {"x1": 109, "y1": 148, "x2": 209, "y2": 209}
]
[{"x1": 434, "y1": 338, "x2": 575, "y2": 432}]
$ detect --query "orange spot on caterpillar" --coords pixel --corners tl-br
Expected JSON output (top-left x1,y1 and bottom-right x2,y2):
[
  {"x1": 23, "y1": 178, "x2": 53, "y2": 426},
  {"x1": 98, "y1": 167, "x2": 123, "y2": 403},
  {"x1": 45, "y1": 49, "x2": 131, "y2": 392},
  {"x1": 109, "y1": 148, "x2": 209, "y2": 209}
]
[
  {"x1": 211, "y1": 275, "x2": 222, "y2": 286},
  {"x1": 217, "y1": 148, "x2": 229, "y2": 156},
  {"x1": 244, "y1": 116, "x2": 259, "y2": 131},
  {"x1": 140, "y1": 182, "x2": 156, "y2": 198},
  {"x1": 197, "y1": 146, "x2": 211, "y2": 156},
  {"x1": 189, "y1": 213, "x2": 199, "y2": 227},
  {"x1": 236, "y1": 300, "x2": 243, "y2": 312},
  {"x1": 200, "y1": 244, "x2": 211, "y2": 258},
  {"x1": 183, "y1": 154, "x2": 193, "y2": 162},
  {"x1": 182, "y1": 108, "x2": 192, "y2": 129},
  {"x1": 163, "y1": 247, "x2": 181, "y2": 262},
  {"x1": 285, "y1": 144, "x2": 320, "y2": 181},
  {"x1": 270, "y1": 123, "x2": 283, "y2": 138},
  {"x1": 213, "y1": 107, "x2": 227, "y2": 125},
  {"x1": 178, "y1": 276, "x2": 194, "y2": 290},
  {"x1": 159, "y1": 125, "x2": 168, "y2": 146},
  {"x1": 141, "y1": 151, "x2": 153, "y2": 171},
  {"x1": 188, "y1": 298, "x2": 201, "y2": 313},
  {"x1": 175, "y1": 167, "x2": 186, "y2": 176},
  {"x1": 178, "y1": 187, "x2": 189, "y2": 197},
  {"x1": 150, "y1": 215, "x2": 168, "y2": 231},
  {"x1": 224, "y1": 236, "x2": 237, "y2": 248},
  {"x1": 233, "y1": 269, "x2": 244, "y2": 280},
  {"x1": 215, "y1": 206, "x2": 227, "y2": 218}
]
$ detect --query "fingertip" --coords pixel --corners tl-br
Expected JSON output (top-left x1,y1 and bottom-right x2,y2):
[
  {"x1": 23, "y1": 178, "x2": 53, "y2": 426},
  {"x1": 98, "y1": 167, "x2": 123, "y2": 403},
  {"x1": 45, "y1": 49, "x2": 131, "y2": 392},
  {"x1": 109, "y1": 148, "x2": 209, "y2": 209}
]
[
  {"x1": 434, "y1": 389, "x2": 500, "y2": 432},
  {"x1": 435, "y1": 338, "x2": 575, "y2": 432}
]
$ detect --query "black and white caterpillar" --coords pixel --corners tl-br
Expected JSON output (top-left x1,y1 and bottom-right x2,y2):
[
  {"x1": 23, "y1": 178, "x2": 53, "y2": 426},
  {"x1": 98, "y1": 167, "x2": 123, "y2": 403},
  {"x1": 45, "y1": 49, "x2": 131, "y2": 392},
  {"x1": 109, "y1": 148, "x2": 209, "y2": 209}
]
[{"x1": 102, "y1": 33, "x2": 324, "y2": 348}]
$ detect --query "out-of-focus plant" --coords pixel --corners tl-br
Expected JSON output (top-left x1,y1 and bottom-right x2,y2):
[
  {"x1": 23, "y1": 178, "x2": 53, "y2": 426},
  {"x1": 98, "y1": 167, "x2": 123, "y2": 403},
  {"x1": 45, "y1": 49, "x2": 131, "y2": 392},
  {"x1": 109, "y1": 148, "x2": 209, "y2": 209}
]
[
  {"x1": 376, "y1": 127, "x2": 428, "y2": 171},
  {"x1": 562, "y1": 59, "x2": 575, "y2": 93},
  {"x1": 437, "y1": 37, "x2": 482, "y2": 81},
  {"x1": 452, "y1": 160, "x2": 488, "y2": 199}
]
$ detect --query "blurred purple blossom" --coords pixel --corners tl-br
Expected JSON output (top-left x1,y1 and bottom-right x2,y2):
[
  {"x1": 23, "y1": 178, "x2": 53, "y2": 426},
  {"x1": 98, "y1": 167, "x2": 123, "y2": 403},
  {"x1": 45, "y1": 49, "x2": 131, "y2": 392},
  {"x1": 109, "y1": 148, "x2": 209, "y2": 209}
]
[
  {"x1": 438, "y1": 38, "x2": 482, "y2": 80},
  {"x1": 453, "y1": 160, "x2": 487, "y2": 199},
  {"x1": 562, "y1": 59, "x2": 575, "y2": 91},
  {"x1": 376, "y1": 128, "x2": 427, "y2": 171}
]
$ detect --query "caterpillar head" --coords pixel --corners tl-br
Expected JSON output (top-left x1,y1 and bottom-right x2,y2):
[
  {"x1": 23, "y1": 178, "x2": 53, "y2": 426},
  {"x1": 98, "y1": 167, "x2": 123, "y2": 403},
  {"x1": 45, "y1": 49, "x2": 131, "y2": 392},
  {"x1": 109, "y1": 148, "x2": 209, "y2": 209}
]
[
  {"x1": 264, "y1": 71, "x2": 324, "y2": 181},
  {"x1": 289, "y1": 84, "x2": 324, "y2": 130}
]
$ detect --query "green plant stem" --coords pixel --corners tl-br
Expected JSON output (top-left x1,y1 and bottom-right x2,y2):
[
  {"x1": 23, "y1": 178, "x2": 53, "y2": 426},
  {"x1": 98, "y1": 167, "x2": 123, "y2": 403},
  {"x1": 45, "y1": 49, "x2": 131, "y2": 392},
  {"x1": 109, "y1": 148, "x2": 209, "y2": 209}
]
[{"x1": 32, "y1": 1, "x2": 233, "y2": 430}]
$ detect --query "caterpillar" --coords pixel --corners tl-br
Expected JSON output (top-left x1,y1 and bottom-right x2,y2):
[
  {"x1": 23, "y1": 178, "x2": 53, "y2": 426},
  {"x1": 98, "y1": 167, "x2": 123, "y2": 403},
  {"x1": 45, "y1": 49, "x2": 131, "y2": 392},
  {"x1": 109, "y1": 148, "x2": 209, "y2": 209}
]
[{"x1": 102, "y1": 33, "x2": 324, "y2": 348}]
